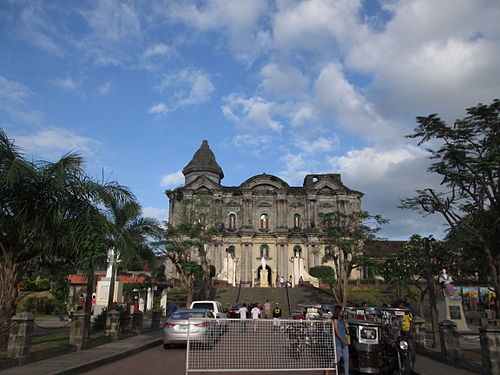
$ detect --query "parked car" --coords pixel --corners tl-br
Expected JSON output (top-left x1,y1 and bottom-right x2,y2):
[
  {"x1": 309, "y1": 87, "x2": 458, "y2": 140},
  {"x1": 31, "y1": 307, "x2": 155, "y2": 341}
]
[
  {"x1": 227, "y1": 303, "x2": 247, "y2": 318},
  {"x1": 190, "y1": 300, "x2": 227, "y2": 318},
  {"x1": 163, "y1": 309, "x2": 218, "y2": 349}
]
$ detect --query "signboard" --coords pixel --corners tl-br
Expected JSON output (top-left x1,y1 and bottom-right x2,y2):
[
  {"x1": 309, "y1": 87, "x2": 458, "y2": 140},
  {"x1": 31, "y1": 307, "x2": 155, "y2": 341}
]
[{"x1": 449, "y1": 305, "x2": 461, "y2": 320}]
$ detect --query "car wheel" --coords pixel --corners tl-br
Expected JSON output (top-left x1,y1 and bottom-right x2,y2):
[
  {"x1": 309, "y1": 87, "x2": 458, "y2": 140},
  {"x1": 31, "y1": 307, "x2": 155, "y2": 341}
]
[{"x1": 163, "y1": 343, "x2": 171, "y2": 349}]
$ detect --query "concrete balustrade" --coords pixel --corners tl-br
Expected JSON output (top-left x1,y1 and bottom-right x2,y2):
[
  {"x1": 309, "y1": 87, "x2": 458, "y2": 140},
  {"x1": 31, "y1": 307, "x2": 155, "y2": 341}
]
[
  {"x1": 106, "y1": 310, "x2": 120, "y2": 341},
  {"x1": 132, "y1": 311, "x2": 143, "y2": 334},
  {"x1": 480, "y1": 324, "x2": 500, "y2": 375},
  {"x1": 439, "y1": 320, "x2": 460, "y2": 362},
  {"x1": 69, "y1": 311, "x2": 90, "y2": 350},
  {"x1": 151, "y1": 309, "x2": 162, "y2": 330},
  {"x1": 7, "y1": 313, "x2": 34, "y2": 362}
]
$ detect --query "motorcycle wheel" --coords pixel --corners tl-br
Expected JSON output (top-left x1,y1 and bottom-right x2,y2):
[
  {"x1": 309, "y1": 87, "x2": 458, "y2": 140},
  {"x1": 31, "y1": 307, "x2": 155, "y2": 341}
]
[{"x1": 400, "y1": 355, "x2": 411, "y2": 375}]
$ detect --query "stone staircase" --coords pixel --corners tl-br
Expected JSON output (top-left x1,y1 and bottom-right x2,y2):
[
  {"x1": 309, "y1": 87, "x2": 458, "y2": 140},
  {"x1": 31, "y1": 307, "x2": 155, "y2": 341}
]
[{"x1": 210, "y1": 284, "x2": 336, "y2": 318}]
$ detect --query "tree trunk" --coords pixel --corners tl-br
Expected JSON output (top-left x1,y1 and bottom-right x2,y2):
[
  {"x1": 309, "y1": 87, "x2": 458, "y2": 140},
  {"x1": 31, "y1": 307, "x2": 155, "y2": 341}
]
[
  {"x1": 85, "y1": 266, "x2": 94, "y2": 315},
  {"x1": 0, "y1": 251, "x2": 20, "y2": 350},
  {"x1": 197, "y1": 246, "x2": 211, "y2": 300}
]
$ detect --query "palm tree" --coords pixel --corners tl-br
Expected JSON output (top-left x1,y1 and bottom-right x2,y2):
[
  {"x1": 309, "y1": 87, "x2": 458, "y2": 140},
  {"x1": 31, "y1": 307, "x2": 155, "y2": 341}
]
[
  {"x1": 101, "y1": 198, "x2": 157, "y2": 310},
  {"x1": 0, "y1": 129, "x2": 102, "y2": 348}
]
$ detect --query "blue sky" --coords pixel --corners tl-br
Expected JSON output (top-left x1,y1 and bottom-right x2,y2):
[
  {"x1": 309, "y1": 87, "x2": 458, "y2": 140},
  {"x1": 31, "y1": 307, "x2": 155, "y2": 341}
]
[{"x1": 1, "y1": 0, "x2": 499, "y2": 240}]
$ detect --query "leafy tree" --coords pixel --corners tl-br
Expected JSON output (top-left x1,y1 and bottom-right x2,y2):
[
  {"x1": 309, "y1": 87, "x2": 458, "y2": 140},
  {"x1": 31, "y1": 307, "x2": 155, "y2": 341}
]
[
  {"x1": 380, "y1": 234, "x2": 452, "y2": 318},
  {"x1": 400, "y1": 99, "x2": 500, "y2": 315},
  {"x1": 162, "y1": 193, "x2": 223, "y2": 301},
  {"x1": 154, "y1": 223, "x2": 205, "y2": 307},
  {"x1": 319, "y1": 210, "x2": 388, "y2": 307},
  {"x1": 309, "y1": 265, "x2": 336, "y2": 292},
  {"x1": 0, "y1": 129, "x2": 139, "y2": 347},
  {"x1": 100, "y1": 198, "x2": 157, "y2": 309}
]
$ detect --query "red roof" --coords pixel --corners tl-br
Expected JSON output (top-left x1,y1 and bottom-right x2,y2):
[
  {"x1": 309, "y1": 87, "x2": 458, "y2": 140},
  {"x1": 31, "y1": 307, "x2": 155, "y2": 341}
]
[{"x1": 68, "y1": 273, "x2": 149, "y2": 285}]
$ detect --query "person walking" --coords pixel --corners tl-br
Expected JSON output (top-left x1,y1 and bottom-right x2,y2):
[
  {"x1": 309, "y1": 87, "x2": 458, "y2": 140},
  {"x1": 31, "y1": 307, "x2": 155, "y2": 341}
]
[
  {"x1": 238, "y1": 303, "x2": 249, "y2": 332},
  {"x1": 326, "y1": 306, "x2": 349, "y2": 375},
  {"x1": 251, "y1": 304, "x2": 261, "y2": 332},
  {"x1": 272, "y1": 302, "x2": 282, "y2": 331},
  {"x1": 264, "y1": 299, "x2": 271, "y2": 319},
  {"x1": 167, "y1": 300, "x2": 177, "y2": 317}
]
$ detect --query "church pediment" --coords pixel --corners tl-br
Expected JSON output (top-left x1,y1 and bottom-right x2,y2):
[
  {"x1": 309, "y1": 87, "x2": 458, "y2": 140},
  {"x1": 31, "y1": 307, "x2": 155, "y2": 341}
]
[
  {"x1": 309, "y1": 177, "x2": 344, "y2": 193},
  {"x1": 240, "y1": 174, "x2": 289, "y2": 190},
  {"x1": 184, "y1": 175, "x2": 221, "y2": 192}
]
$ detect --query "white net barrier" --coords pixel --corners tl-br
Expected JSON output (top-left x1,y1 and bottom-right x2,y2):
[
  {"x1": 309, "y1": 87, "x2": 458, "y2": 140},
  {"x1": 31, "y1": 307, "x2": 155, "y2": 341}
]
[{"x1": 186, "y1": 318, "x2": 337, "y2": 373}]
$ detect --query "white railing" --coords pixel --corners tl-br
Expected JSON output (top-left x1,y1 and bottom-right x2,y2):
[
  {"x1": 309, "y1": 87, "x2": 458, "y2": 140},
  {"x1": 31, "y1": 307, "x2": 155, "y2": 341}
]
[{"x1": 185, "y1": 318, "x2": 338, "y2": 373}]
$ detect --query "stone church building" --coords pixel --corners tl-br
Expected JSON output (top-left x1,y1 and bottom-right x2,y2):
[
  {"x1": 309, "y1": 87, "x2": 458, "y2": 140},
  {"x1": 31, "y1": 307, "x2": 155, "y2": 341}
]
[{"x1": 166, "y1": 140, "x2": 364, "y2": 287}]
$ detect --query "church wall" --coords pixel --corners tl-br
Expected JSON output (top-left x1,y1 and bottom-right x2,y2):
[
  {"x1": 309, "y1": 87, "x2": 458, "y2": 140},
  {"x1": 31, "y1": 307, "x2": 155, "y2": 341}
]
[{"x1": 166, "y1": 172, "x2": 364, "y2": 286}]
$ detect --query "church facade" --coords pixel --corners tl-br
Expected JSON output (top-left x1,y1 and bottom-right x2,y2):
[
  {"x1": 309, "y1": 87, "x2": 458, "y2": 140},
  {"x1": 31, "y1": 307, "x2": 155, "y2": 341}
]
[{"x1": 166, "y1": 140, "x2": 364, "y2": 287}]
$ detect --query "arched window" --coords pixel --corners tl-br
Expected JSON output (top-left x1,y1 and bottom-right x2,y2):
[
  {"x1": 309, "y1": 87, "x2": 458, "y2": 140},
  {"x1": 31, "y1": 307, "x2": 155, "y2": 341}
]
[
  {"x1": 228, "y1": 213, "x2": 236, "y2": 229},
  {"x1": 259, "y1": 214, "x2": 269, "y2": 230},
  {"x1": 293, "y1": 214, "x2": 300, "y2": 228},
  {"x1": 293, "y1": 246, "x2": 302, "y2": 257},
  {"x1": 226, "y1": 245, "x2": 235, "y2": 257},
  {"x1": 260, "y1": 245, "x2": 269, "y2": 258}
]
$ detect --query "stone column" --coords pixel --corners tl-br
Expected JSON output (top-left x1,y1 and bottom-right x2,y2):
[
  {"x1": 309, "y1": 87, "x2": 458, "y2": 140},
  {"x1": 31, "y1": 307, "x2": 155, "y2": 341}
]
[
  {"x1": 151, "y1": 309, "x2": 162, "y2": 330},
  {"x1": 7, "y1": 312, "x2": 34, "y2": 361},
  {"x1": 132, "y1": 311, "x2": 144, "y2": 335},
  {"x1": 70, "y1": 311, "x2": 90, "y2": 350},
  {"x1": 413, "y1": 316, "x2": 426, "y2": 347},
  {"x1": 106, "y1": 309, "x2": 120, "y2": 341},
  {"x1": 480, "y1": 325, "x2": 500, "y2": 375},
  {"x1": 146, "y1": 287, "x2": 153, "y2": 311},
  {"x1": 439, "y1": 320, "x2": 460, "y2": 362},
  {"x1": 160, "y1": 288, "x2": 168, "y2": 314}
]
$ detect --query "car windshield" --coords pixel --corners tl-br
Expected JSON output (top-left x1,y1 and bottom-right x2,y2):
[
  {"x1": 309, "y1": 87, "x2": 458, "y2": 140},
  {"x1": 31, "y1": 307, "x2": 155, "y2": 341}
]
[
  {"x1": 170, "y1": 312, "x2": 206, "y2": 320},
  {"x1": 191, "y1": 303, "x2": 214, "y2": 310}
]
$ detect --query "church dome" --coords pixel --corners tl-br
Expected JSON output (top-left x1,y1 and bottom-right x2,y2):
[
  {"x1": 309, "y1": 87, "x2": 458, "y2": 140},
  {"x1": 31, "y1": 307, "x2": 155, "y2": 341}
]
[{"x1": 182, "y1": 140, "x2": 224, "y2": 185}]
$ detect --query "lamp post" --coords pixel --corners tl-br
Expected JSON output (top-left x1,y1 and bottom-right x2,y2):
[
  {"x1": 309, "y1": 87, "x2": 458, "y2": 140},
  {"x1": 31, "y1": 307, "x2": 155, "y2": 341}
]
[{"x1": 422, "y1": 235, "x2": 440, "y2": 348}]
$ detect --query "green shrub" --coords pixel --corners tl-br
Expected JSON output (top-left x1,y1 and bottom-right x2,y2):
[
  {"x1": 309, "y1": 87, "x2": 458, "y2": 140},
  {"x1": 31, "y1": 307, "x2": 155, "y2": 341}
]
[
  {"x1": 22, "y1": 296, "x2": 55, "y2": 315},
  {"x1": 36, "y1": 278, "x2": 51, "y2": 291},
  {"x1": 93, "y1": 309, "x2": 107, "y2": 332}
]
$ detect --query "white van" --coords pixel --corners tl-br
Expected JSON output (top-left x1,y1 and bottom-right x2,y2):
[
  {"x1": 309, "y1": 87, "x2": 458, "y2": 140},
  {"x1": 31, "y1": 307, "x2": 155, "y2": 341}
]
[{"x1": 189, "y1": 300, "x2": 227, "y2": 318}]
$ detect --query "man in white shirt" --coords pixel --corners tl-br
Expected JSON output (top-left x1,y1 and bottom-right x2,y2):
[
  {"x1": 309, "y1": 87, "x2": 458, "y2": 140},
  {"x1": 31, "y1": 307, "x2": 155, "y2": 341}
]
[
  {"x1": 251, "y1": 304, "x2": 261, "y2": 332},
  {"x1": 238, "y1": 303, "x2": 248, "y2": 332}
]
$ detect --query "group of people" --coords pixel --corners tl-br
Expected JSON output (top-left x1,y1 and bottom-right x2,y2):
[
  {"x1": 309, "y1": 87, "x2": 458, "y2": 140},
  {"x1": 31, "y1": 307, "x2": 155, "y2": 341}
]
[
  {"x1": 275, "y1": 275, "x2": 304, "y2": 287},
  {"x1": 236, "y1": 300, "x2": 282, "y2": 320}
]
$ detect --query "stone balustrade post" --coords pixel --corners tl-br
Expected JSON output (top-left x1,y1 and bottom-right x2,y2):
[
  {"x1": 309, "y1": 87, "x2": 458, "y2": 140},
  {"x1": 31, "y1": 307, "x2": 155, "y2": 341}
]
[
  {"x1": 439, "y1": 320, "x2": 460, "y2": 362},
  {"x1": 412, "y1": 316, "x2": 426, "y2": 347},
  {"x1": 106, "y1": 309, "x2": 120, "y2": 341},
  {"x1": 480, "y1": 325, "x2": 500, "y2": 375},
  {"x1": 151, "y1": 309, "x2": 162, "y2": 330},
  {"x1": 7, "y1": 313, "x2": 34, "y2": 362},
  {"x1": 132, "y1": 311, "x2": 144, "y2": 334},
  {"x1": 70, "y1": 311, "x2": 90, "y2": 350}
]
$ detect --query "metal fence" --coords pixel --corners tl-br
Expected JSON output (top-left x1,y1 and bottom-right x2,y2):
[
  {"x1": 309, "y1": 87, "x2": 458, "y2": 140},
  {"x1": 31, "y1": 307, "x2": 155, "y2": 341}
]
[{"x1": 186, "y1": 318, "x2": 338, "y2": 373}]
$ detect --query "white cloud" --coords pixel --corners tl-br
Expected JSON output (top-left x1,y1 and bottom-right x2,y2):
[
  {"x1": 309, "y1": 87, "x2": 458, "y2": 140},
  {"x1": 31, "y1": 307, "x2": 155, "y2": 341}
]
[
  {"x1": 13, "y1": 127, "x2": 100, "y2": 158},
  {"x1": 152, "y1": 69, "x2": 214, "y2": 113},
  {"x1": 167, "y1": 0, "x2": 271, "y2": 62},
  {"x1": 313, "y1": 62, "x2": 399, "y2": 143},
  {"x1": 222, "y1": 94, "x2": 282, "y2": 133},
  {"x1": 98, "y1": 81, "x2": 112, "y2": 95},
  {"x1": 143, "y1": 43, "x2": 174, "y2": 59},
  {"x1": 233, "y1": 134, "x2": 272, "y2": 147},
  {"x1": 142, "y1": 206, "x2": 168, "y2": 221},
  {"x1": 294, "y1": 136, "x2": 339, "y2": 154},
  {"x1": 54, "y1": 78, "x2": 79, "y2": 92},
  {"x1": 161, "y1": 170, "x2": 184, "y2": 187},
  {"x1": 147, "y1": 102, "x2": 170, "y2": 116},
  {"x1": 0, "y1": 76, "x2": 43, "y2": 124},
  {"x1": 328, "y1": 144, "x2": 448, "y2": 239},
  {"x1": 260, "y1": 63, "x2": 309, "y2": 100}
]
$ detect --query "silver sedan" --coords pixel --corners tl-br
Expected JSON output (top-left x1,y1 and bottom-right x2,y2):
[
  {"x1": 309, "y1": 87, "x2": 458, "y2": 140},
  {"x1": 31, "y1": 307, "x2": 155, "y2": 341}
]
[{"x1": 163, "y1": 309, "x2": 218, "y2": 349}]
